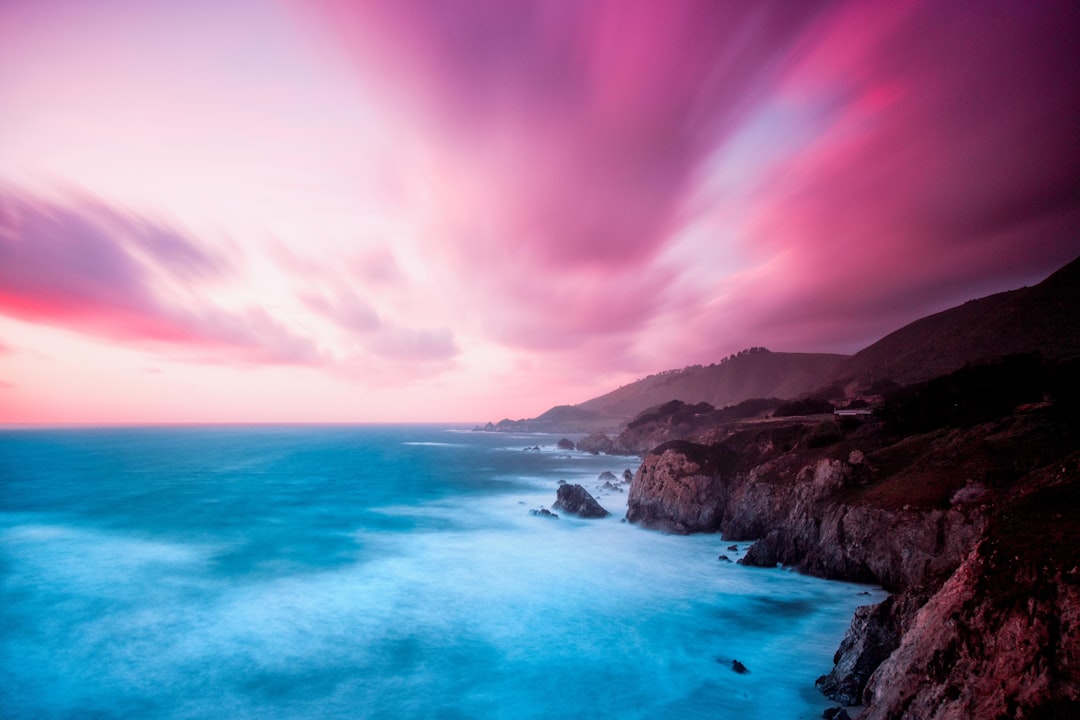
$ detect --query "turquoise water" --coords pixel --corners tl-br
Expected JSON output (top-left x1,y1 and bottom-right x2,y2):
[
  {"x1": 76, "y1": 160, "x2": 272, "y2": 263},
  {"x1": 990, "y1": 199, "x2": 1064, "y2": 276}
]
[{"x1": 0, "y1": 426, "x2": 882, "y2": 719}]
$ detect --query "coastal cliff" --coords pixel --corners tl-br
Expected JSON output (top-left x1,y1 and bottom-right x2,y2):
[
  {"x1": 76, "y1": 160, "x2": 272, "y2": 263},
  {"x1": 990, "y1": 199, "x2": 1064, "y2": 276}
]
[{"x1": 625, "y1": 379, "x2": 1079, "y2": 717}]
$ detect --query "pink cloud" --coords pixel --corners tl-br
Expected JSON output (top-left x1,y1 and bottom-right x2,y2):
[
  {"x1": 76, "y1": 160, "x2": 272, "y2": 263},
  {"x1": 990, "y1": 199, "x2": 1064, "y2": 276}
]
[
  {"x1": 3, "y1": 0, "x2": 1080, "y2": 424},
  {"x1": 0, "y1": 188, "x2": 322, "y2": 365},
  {"x1": 703, "y1": 0, "x2": 1080, "y2": 353},
  {"x1": 367, "y1": 326, "x2": 458, "y2": 363},
  {"x1": 298, "y1": 0, "x2": 837, "y2": 369},
  {"x1": 300, "y1": 287, "x2": 382, "y2": 334},
  {"x1": 302, "y1": 0, "x2": 1080, "y2": 376}
]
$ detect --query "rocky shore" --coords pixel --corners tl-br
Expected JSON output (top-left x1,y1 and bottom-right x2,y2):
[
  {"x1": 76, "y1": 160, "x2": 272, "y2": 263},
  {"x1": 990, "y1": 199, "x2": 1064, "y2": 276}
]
[{"x1": 623, "y1": 384, "x2": 1079, "y2": 718}]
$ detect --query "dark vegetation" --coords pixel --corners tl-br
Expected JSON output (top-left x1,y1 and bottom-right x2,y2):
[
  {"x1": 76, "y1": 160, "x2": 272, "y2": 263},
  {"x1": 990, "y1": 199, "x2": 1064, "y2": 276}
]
[
  {"x1": 875, "y1": 354, "x2": 1056, "y2": 435},
  {"x1": 774, "y1": 397, "x2": 835, "y2": 417},
  {"x1": 627, "y1": 400, "x2": 715, "y2": 430}
]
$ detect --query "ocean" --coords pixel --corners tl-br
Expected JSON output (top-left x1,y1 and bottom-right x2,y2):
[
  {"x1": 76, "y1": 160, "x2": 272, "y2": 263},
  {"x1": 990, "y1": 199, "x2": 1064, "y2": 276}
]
[{"x1": 0, "y1": 426, "x2": 883, "y2": 719}]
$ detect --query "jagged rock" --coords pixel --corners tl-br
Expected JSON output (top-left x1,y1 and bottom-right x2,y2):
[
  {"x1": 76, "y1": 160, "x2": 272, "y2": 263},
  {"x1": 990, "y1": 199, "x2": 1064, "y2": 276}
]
[
  {"x1": 598, "y1": 470, "x2": 617, "y2": 481},
  {"x1": 731, "y1": 660, "x2": 749, "y2": 674},
  {"x1": 626, "y1": 440, "x2": 738, "y2": 533},
  {"x1": 727, "y1": 544, "x2": 739, "y2": 551},
  {"x1": 740, "y1": 531, "x2": 780, "y2": 568},
  {"x1": 529, "y1": 508, "x2": 559, "y2": 519},
  {"x1": 823, "y1": 708, "x2": 852, "y2": 720},
  {"x1": 860, "y1": 470, "x2": 1080, "y2": 719},
  {"x1": 557, "y1": 479, "x2": 567, "y2": 485},
  {"x1": 623, "y1": 469, "x2": 634, "y2": 483},
  {"x1": 816, "y1": 598, "x2": 904, "y2": 705},
  {"x1": 556, "y1": 438, "x2": 576, "y2": 451},
  {"x1": 599, "y1": 481, "x2": 623, "y2": 493},
  {"x1": 621, "y1": 378, "x2": 1080, "y2": 717},
  {"x1": 577, "y1": 432, "x2": 615, "y2": 454},
  {"x1": 552, "y1": 484, "x2": 609, "y2": 518}
]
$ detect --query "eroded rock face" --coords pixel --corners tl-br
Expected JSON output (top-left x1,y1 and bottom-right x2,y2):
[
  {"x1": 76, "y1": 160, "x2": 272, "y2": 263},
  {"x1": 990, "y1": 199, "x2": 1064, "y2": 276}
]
[
  {"x1": 861, "y1": 470, "x2": 1080, "y2": 720},
  {"x1": 816, "y1": 597, "x2": 905, "y2": 706},
  {"x1": 553, "y1": 484, "x2": 609, "y2": 518},
  {"x1": 577, "y1": 432, "x2": 616, "y2": 454},
  {"x1": 625, "y1": 441, "x2": 736, "y2": 533},
  {"x1": 742, "y1": 503, "x2": 985, "y2": 592},
  {"x1": 625, "y1": 405, "x2": 1080, "y2": 717}
]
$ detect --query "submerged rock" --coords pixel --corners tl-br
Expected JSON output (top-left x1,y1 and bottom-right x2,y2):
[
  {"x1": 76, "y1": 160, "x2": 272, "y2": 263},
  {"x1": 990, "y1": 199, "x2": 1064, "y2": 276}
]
[
  {"x1": 731, "y1": 660, "x2": 749, "y2": 674},
  {"x1": 529, "y1": 508, "x2": 559, "y2": 519},
  {"x1": 552, "y1": 484, "x2": 610, "y2": 518}
]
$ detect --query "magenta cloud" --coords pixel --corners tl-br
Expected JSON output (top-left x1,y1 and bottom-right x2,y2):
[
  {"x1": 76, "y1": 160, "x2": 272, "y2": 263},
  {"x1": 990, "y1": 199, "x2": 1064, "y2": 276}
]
[
  {"x1": 0, "y1": 188, "x2": 321, "y2": 365},
  {"x1": 303, "y1": 0, "x2": 1080, "y2": 371}
]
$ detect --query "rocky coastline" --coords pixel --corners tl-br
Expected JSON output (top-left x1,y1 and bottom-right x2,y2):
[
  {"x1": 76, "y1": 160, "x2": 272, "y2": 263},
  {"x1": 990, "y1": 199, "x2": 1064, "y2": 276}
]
[{"x1": 622, "y1": 388, "x2": 1079, "y2": 718}]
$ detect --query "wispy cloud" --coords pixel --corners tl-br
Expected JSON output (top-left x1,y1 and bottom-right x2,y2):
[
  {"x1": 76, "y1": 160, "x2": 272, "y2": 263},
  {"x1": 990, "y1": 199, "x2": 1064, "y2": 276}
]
[
  {"x1": 303, "y1": 0, "x2": 1080, "y2": 369},
  {"x1": 0, "y1": 188, "x2": 322, "y2": 365}
]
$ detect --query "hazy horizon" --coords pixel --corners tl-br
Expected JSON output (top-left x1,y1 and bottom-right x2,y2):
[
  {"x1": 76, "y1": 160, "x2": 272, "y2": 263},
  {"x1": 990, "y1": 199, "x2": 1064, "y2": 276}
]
[{"x1": 2, "y1": 0, "x2": 1079, "y2": 424}]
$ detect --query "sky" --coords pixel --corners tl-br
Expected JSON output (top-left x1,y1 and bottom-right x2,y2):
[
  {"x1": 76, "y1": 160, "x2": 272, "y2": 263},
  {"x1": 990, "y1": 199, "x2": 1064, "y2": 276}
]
[{"x1": 1, "y1": 0, "x2": 1079, "y2": 424}]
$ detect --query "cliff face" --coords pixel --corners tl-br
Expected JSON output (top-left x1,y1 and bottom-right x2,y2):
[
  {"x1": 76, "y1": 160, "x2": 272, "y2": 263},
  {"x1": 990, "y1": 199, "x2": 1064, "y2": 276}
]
[
  {"x1": 626, "y1": 404, "x2": 1079, "y2": 717},
  {"x1": 861, "y1": 459, "x2": 1080, "y2": 719}
]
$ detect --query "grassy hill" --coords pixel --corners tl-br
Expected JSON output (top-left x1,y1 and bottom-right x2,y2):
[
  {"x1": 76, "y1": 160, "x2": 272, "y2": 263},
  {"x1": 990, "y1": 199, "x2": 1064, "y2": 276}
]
[
  {"x1": 832, "y1": 256, "x2": 1080, "y2": 390},
  {"x1": 576, "y1": 349, "x2": 847, "y2": 421}
]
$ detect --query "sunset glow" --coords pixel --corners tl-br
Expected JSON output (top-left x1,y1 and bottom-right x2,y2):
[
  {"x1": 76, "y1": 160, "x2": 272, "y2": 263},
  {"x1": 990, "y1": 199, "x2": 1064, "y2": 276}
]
[{"x1": 2, "y1": 0, "x2": 1079, "y2": 423}]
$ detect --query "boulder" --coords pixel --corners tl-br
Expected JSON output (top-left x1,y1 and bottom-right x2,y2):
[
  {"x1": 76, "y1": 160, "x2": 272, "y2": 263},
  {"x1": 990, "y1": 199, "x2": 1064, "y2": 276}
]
[
  {"x1": 622, "y1": 469, "x2": 634, "y2": 483},
  {"x1": 552, "y1": 484, "x2": 610, "y2": 518},
  {"x1": 598, "y1": 470, "x2": 618, "y2": 481},
  {"x1": 556, "y1": 438, "x2": 576, "y2": 451},
  {"x1": 732, "y1": 660, "x2": 749, "y2": 674}
]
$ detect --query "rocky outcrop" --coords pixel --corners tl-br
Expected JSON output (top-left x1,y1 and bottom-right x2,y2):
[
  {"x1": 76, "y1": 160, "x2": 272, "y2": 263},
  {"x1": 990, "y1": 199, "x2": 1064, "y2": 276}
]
[
  {"x1": 860, "y1": 461, "x2": 1080, "y2": 719},
  {"x1": 625, "y1": 402, "x2": 1080, "y2": 718},
  {"x1": 625, "y1": 440, "x2": 740, "y2": 533},
  {"x1": 625, "y1": 425, "x2": 836, "y2": 537},
  {"x1": 577, "y1": 432, "x2": 617, "y2": 454},
  {"x1": 816, "y1": 594, "x2": 922, "y2": 705},
  {"x1": 556, "y1": 438, "x2": 576, "y2": 451},
  {"x1": 553, "y1": 484, "x2": 610, "y2": 518}
]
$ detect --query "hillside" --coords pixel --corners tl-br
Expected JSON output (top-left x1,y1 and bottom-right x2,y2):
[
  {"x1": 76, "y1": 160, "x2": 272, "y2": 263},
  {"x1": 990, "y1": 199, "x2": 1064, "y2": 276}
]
[
  {"x1": 577, "y1": 350, "x2": 847, "y2": 420},
  {"x1": 480, "y1": 255, "x2": 1080, "y2": 435},
  {"x1": 832, "y1": 256, "x2": 1080, "y2": 390}
]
